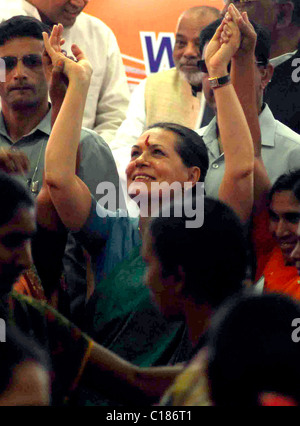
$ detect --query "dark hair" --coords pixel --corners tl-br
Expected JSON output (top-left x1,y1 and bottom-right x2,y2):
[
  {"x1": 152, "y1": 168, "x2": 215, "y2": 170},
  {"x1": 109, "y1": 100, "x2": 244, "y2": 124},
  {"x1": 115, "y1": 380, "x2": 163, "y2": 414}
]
[
  {"x1": 268, "y1": 169, "x2": 300, "y2": 205},
  {"x1": 0, "y1": 15, "x2": 50, "y2": 46},
  {"x1": 146, "y1": 122, "x2": 209, "y2": 183},
  {"x1": 207, "y1": 293, "x2": 300, "y2": 406},
  {"x1": 0, "y1": 171, "x2": 34, "y2": 226},
  {"x1": 149, "y1": 196, "x2": 247, "y2": 308},
  {"x1": 199, "y1": 18, "x2": 271, "y2": 65}
]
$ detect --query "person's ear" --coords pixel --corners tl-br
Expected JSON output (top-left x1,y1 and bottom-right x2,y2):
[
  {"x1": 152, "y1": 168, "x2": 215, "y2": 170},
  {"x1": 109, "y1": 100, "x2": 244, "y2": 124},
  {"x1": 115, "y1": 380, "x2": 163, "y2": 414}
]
[
  {"x1": 275, "y1": 2, "x2": 294, "y2": 30},
  {"x1": 188, "y1": 166, "x2": 201, "y2": 186},
  {"x1": 260, "y1": 62, "x2": 274, "y2": 90}
]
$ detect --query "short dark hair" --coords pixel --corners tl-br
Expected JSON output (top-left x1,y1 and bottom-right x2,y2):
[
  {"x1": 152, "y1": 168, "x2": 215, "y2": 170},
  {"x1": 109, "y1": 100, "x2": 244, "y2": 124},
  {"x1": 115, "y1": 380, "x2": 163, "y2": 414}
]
[
  {"x1": 146, "y1": 122, "x2": 209, "y2": 183},
  {"x1": 207, "y1": 293, "x2": 300, "y2": 406},
  {"x1": 268, "y1": 169, "x2": 300, "y2": 205},
  {"x1": 0, "y1": 15, "x2": 50, "y2": 47},
  {"x1": 0, "y1": 171, "x2": 34, "y2": 227},
  {"x1": 199, "y1": 18, "x2": 271, "y2": 65},
  {"x1": 149, "y1": 196, "x2": 247, "y2": 308}
]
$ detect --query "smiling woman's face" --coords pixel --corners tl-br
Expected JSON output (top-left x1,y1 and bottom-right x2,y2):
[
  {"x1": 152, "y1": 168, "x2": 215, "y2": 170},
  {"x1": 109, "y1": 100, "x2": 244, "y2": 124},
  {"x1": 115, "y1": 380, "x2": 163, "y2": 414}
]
[
  {"x1": 269, "y1": 190, "x2": 300, "y2": 264},
  {"x1": 126, "y1": 128, "x2": 194, "y2": 202}
]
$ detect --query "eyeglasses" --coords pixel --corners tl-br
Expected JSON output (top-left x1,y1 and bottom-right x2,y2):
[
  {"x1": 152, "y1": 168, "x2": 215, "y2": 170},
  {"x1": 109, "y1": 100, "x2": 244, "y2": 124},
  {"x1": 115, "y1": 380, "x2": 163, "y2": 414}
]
[
  {"x1": 197, "y1": 59, "x2": 267, "y2": 73},
  {"x1": 0, "y1": 54, "x2": 43, "y2": 72}
]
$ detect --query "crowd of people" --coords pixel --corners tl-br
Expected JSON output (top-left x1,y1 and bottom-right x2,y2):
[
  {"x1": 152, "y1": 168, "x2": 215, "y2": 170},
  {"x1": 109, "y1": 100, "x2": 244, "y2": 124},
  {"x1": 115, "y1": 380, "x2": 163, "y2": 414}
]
[{"x1": 0, "y1": 0, "x2": 299, "y2": 407}]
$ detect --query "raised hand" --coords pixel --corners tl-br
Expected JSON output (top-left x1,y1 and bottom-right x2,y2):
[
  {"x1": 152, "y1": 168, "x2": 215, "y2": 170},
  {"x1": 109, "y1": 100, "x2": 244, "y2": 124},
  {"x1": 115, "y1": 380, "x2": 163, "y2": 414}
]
[
  {"x1": 43, "y1": 29, "x2": 93, "y2": 85},
  {"x1": 204, "y1": 11, "x2": 241, "y2": 76},
  {"x1": 43, "y1": 24, "x2": 65, "y2": 69},
  {"x1": 223, "y1": 4, "x2": 257, "y2": 58},
  {"x1": 45, "y1": 25, "x2": 70, "y2": 126},
  {"x1": 0, "y1": 148, "x2": 29, "y2": 175}
]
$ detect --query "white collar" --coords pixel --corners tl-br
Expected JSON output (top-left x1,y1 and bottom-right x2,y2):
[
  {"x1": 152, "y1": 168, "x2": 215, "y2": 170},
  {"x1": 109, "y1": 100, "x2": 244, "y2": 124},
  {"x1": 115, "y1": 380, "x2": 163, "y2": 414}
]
[{"x1": 270, "y1": 50, "x2": 297, "y2": 68}]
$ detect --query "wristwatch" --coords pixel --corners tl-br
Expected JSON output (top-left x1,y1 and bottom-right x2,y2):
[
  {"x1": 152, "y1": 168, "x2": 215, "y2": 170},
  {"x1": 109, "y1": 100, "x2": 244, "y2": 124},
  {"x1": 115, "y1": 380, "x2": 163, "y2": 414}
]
[{"x1": 208, "y1": 75, "x2": 231, "y2": 89}]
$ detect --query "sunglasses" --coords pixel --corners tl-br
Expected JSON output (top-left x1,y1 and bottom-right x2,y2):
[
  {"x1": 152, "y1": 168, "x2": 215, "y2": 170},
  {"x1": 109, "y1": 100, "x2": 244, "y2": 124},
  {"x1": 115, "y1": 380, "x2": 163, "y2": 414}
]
[
  {"x1": 197, "y1": 59, "x2": 267, "y2": 73},
  {"x1": 0, "y1": 54, "x2": 43, "y2": 71}
]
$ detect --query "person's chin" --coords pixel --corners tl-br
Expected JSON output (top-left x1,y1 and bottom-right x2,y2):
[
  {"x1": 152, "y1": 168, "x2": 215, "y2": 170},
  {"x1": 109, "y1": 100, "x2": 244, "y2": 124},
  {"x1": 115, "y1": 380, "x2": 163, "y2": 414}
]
[
  {"x1": 280, "y1": 245, "x2": 297, "y2": 265},
  {"x1": 60, "y1": 12, "x2": 78, "y2": 28},
  {"x1": 283, "y1": 253, "x2": 296, "y2": 266},
  {"x1": 11, "y1": 98, "x2": 38, "y2": 111},
  {"x1": 128, "y1": 181, "x2": 151, "y2": 198},
  {"x1": 179, "y1": 69, "x2": 202, "y2": 87}
]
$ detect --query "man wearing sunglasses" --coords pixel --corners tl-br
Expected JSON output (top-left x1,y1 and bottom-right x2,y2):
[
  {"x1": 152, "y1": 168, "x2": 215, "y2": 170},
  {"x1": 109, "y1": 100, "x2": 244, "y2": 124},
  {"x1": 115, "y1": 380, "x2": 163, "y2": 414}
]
[
  {"x1": 0, "y1": 0, "x2": 130, "y2": 143},
  {"x1": 197, "y1": 18, "x2": 300, "y2": 199}
]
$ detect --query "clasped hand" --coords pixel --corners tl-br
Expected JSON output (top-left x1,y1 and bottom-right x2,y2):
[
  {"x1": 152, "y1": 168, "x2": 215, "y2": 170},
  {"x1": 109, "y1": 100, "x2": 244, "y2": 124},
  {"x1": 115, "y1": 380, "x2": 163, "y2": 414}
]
[
  {"x1": 43, "y1": 24, "x2": 93, "y2": 85},
  {"x1": 204, "y1": 4, "x2": 241, "y2": 76}
]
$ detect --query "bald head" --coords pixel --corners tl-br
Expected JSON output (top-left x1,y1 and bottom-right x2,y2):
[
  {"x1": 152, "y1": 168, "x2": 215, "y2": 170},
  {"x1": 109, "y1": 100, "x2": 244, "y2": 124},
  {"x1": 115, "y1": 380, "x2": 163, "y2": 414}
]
[
  {"x1": 177, "y1": 5, "x2": 221, "y2": 28},
  {"x1": 173, "y1": 6, "x2": 221, "y2": 86}
]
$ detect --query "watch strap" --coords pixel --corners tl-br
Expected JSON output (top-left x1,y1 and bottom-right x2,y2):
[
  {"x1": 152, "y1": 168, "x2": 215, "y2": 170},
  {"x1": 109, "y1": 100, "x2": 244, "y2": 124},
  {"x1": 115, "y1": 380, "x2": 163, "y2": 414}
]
[{"x1": 208, "y1": 74, "x2": 231, "y2": 89}]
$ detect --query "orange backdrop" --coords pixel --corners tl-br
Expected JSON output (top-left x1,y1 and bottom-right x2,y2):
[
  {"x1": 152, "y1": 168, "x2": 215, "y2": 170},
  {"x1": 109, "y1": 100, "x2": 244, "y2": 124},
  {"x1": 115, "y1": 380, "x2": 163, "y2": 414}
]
[{"x1": 85, "y1": 0, "x2": 224, "y2": 89}]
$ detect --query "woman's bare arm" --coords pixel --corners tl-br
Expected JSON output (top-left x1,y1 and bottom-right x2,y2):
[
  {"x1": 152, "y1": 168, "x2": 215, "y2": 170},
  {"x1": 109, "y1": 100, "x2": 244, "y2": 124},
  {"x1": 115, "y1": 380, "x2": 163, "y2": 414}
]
[
  {"x1": 205, "y1": 13, "x2": 254, "y2": 222},
  {"x1": 228, "y1": 7, "x2": 271, "y2": 210},
  {"x1": 43, "y1": 27, "x2": 93, "y2": 231}
]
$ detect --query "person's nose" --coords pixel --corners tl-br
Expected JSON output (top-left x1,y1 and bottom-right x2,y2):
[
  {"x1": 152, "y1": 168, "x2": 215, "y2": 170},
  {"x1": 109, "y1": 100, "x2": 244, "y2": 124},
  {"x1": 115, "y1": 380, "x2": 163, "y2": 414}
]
[
  {"x1": 134, "y1": 151, "x2": 150, "y2": 167},
  {"x1": 275, "y1": 219, "x2": 289, "y2": 238},
  {"x1": 12, "y1": 59, "x2": 28, "y2": 81},
  {"x1": 183, "y1": 41, "x2": 198, "y2": 58},
  {"x1": 16, "y1": 241, "x2": 33, "y2": 272}
]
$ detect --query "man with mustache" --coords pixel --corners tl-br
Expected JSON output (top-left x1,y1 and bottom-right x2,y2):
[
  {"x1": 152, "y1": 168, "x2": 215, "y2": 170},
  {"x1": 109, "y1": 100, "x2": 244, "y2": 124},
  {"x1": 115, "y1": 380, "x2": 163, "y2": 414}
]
[
  {"x1": 0, "y1": 0, "x2": 130, "y2": 143},
  {"x1": 112, "y1": 6, "x2": 220, "y2": 148}
]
